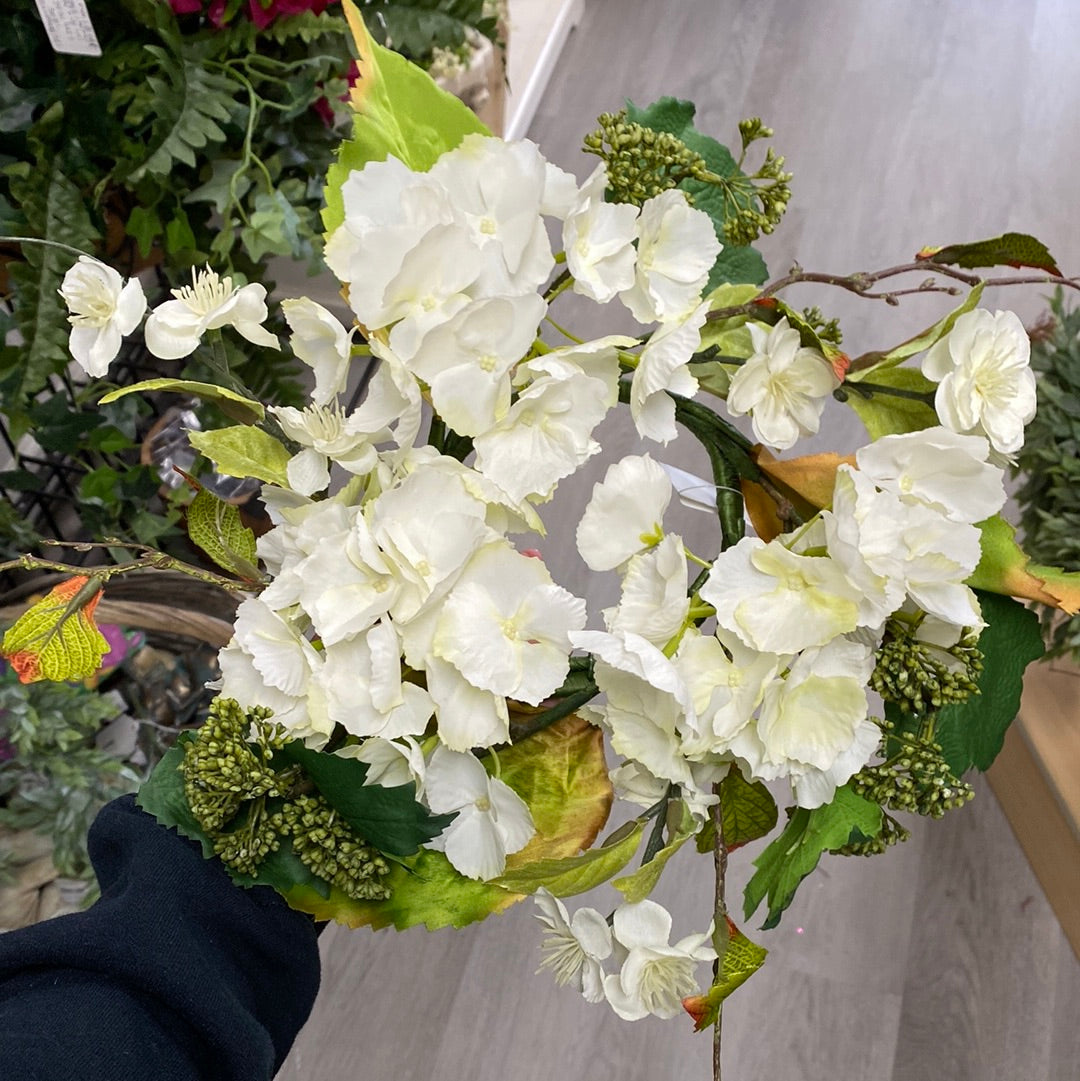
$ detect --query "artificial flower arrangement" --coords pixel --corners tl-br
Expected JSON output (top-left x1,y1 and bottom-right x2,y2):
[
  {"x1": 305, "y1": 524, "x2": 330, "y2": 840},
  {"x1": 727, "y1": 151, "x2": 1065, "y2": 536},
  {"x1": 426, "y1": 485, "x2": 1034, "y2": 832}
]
[{"x1": 4, "y1": 4, "x2": 1080, "y2": 1074}]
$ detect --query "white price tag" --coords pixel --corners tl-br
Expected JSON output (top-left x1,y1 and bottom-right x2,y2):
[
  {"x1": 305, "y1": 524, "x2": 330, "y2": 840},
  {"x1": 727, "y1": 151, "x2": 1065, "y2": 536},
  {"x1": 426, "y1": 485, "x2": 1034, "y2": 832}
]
[{"x1": 33, "y1": 0, "x2": 102, "y2": 58}]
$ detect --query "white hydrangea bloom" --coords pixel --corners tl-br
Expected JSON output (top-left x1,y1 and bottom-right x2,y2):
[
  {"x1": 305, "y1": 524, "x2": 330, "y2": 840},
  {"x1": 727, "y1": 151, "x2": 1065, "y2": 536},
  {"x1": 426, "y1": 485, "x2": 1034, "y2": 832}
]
[
  {"x1": 726, "y1": 317, "x2": 839, "y2": 449},
  {"x1": 854, "y1": 427, "x2": 1005, "y2": 524},
  {"x1": 424, "y1": 746, "x2": 535, "y2": 881},
  {"x1": 619, "y1": 188, "x2": 721, "y2": 324},
  {"x1": 59, "y1": 256, "x2": 146, "y2": 376},
  {"x1": 533, "y1": 889, "x2": 613, "y2": 1003},
  {"x1": 729, "y1": 636, "x2": 879, "y2": 808},
  {"x1": 576, "y1": 454, "x2": 673, "y2": 572},
  {"x1": 921, "y1": 308, "x2": 1035, "y2": 457},
  {"x1": 701, "y1": 536, "x2": 862, "y2": 654},
  {"x1": 603, "y1": 533, "x2": 690, "y2": 649},
  {"x1": 629, "y1": 302, "x2": 709, "y2": 444},
  {"x1": 281, "y1": 297, "x2": 354, "y2": 406},
  {"x1": 564, "y1": 164, "x2": 640, "y2": 303},
  {"x1": 144, "y1": 266, "x2": 277, "y2": 359},
  {"x1": 603, "y1": 900, "x2": 715, "y2": 1021}
]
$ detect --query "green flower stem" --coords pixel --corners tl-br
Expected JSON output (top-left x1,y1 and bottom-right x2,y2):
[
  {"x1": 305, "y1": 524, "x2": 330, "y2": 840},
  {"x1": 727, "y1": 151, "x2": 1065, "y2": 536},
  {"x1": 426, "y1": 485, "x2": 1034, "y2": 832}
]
[
  {"x1": 506, "y1": 685, "x2": 599, "y2": 742},
  {"x1": 711, "y1": 780, "x2": 729, "y2": 1081},
  {"x1": 0, "y1": 235, "x2": 94, "y2": 262},
  {"x1": 544, "y1": 314, "x2": 583, "y2": 344},
  {"x1": 543, "y1": 269, "x2": 573, "y2": 302},
  {"x1": 841, "y1": 380, "x2": 936, "y2": 405}
]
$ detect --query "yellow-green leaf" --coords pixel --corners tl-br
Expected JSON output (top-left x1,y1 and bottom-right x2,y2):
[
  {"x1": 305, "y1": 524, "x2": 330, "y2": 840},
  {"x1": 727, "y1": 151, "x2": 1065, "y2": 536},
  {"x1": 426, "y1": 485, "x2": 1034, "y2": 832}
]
[
  {"x1": 613, "y1": 801, "x2": 695, "y2": 903},
  {"x1": 492, "y1": 819, "x2": 646, "y2": 897},
  {"x1": 1, "y1": 576, "x2": 109, "y2": 683},
  {"x1": 323, "y1": 1, "x2": 489, "y2": 234},
  {"x1": 186, "y1": 488, "x2": 261, "y2": 581},
  {"x1": 682, "y1": 919, "x2": 768, "y2": 1030},
  {"x1": 844, "y1": 365, "x2": 938, "y2": 439},
  {"x1": 99, "y1": 379, "x2": 264, "y2": 423},
  {"x1": 188, "y1": 426, "x2": 292, "y2": 488},
  {"x1": 970, "y1": 515, "x2": 1080, "y2": 614}
]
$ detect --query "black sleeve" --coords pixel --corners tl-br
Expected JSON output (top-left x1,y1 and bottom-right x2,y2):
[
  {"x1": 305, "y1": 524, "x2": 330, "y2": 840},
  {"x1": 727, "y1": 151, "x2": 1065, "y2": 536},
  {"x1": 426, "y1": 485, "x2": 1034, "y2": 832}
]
[{"x1": 0, "y1": 795, "x2": 321, "y2": 1081}]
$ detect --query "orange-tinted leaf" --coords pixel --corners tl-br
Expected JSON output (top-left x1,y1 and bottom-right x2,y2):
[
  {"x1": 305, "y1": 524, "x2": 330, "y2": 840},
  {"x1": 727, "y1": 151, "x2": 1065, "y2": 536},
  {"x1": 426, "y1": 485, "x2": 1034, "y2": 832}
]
[
  {"x1": 682, "y1": 918, "x2": 768, "y2": 1030},
  {"x1": 2, "y1": 576, "x2": 108, "y2": 683}
]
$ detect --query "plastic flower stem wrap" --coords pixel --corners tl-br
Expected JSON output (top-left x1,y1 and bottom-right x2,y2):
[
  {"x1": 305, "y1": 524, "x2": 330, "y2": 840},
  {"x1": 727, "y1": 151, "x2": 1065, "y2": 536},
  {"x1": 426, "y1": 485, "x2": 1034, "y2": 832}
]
[{"x1": 5, "y1": 6, "x2": 1080, "y2": 1077}]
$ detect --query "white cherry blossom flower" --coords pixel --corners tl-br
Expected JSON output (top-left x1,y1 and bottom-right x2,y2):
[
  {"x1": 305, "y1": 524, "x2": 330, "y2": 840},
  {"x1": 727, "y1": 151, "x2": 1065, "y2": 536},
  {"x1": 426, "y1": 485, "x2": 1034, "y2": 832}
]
[
  {"x1": 603, "y1": 533, "x2": 690, "y2": 648},
  {"x1": 726, "y1": 317, "x2": 839, "y2": 449},
  {"x1": 335, "y1": 735, "x2": 426, "y2": 795},
  {"x1": 576, "y1": 454, "x2": 673, "y2": 572},
  {"x1": 59, "y1": 256, "x2": 146, "y2": 376},
  {"x1": 564, "y1": 164, "x2": 640, "y2": 303},
  {"x1": 854, "y1": 427, "x2": 1005, "y2": 524},
  {"x1": 433, "y1": 541, "x2": 586, "y2": 705},
  {"x1": 424, "y1": 746, "x2": 535, "y2": 881},
  {"x1": 603, "y1": 900, "x2": 715, "y2": 1020},
  {"x1": 921, "y1": 308, "x2": 1035, "y2": 457},
  {"x1": 701, "y1": 535, "x2": 862, "y2": 654},
  {"x1": 281, "y1": 297, "x2": 354, "y2": 406},
  {"x1": 630, "y1": 302, "x2": 709, "y2": 443},
  {"x1": 533, "y1": 889, "x2": 612, "y2": 1003},
  {"x1": 620, "y1": 189, "x2": 721, "y2": 324},
  {"x1": 729, "y1": 637, "x2": 879, "y2": 808},
  {"x1": 397, "y1": 293, "x2": 545, "y2": 437},
  {"x1": 144, "y1": 266, "x2": 277, "y2": 359}
]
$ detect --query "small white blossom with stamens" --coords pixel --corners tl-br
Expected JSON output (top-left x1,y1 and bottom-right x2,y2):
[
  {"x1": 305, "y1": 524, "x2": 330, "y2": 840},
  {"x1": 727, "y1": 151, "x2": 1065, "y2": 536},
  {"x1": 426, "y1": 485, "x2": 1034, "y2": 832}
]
[{"x1": 59, "y1": 256, "x2": 146, "y2": 376}]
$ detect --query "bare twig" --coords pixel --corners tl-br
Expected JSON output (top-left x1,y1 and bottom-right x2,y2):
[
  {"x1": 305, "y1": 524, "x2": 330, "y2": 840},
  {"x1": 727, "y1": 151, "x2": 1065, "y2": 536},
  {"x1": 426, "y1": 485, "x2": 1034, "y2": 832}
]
[
  {"x1": 705, "y1": 261, "x2": 1080, "y2": 322},
  {"x1": 711, "y1": 786, "x2": 729, "y2": 1081}
]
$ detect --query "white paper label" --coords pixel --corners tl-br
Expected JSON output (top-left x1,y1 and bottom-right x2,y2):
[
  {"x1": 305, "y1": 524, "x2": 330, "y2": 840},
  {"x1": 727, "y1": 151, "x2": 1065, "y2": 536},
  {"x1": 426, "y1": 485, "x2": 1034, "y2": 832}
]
[{"x1": 33, "y1": 0, "x2": 102, "y2": 58}]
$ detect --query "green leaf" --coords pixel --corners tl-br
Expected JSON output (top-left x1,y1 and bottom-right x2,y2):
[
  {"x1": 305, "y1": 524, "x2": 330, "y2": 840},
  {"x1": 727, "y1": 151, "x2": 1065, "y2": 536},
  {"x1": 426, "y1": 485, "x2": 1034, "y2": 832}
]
[
  {"x1": 492, "y1": 819, "x2": 645, "y2": 897},
  {"x1": 99, "y1": 379, "x2": 265, "y2": 423},
  {"x1": 844, "y1": 365, "x2": 938, "y2": 439},
  {"x1": 278, "y1": 742, "x2": 454, "y2": 856},
  {"x1": 613, "y1": 801, "x2": 695, "y2": 903},
  {"x1": 186, "y1": 488, "x2": 260, "y2": 581},
  {"x1": 183, "y1": 158, "x2": 253, "y2": 215},
  {"x1": 848, "y1": 283, "x2": 984, "y2": 380},
  {"x1": 917, "y1": 232, "x2": 1061, "y2": 275},
  {"x1": 323, "y1": 0, "x2": 489, "y2": 234},
  {"x1": 626, "y1": 96, "x2": 768, "y2": 287},
  {"x1": 165, "y1": 208, "x2": 197, "y2": 255},
  {"x1": 932, "y1": 590, "x2": 1044, "y2": 774},
  {"x1": 241, "y1": 190, "x2": 302, "y2": 262},
  {"x1": 126, "y1": 205, "x2": 163, "y2": 259},
  {"x1": 187, "y1": 426, "x2": 292, "y2": 487},
  {"x1": 701, "y1": 770, "x2": 777, "y2": 852},
  {"x1": 683, "y1": 920, "x2": 768, "y2": 1030},
  {"x1": 366, "y1": 0, "x2": 496, "y2": 64},
  {"x1": 744, "y1": 785, "x2": 882, "y2": 929}
]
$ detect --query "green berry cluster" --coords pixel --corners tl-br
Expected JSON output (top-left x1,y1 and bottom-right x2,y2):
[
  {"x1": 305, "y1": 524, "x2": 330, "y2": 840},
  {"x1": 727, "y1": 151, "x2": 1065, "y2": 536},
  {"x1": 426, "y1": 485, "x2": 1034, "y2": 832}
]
[
  {"x1": 282, "y1": 796, "x2": 391, "y2": 901},
  {"x1": 181, "y1": 697, "x2": 392, "y2": 900},
  {"x1": 718, "y1": 141, "x2": 791, "y2": 248},
  {"x1": 583, "y1": 111, "x2": 708, "y2": 205},
  {"x1": 870, "y1": 619, "x2": 983, "y2": 715},
  {"x1": 182, "y1": 697, "x2": 284, "y2": 832},
  {"x1": 836, "y1": 811, "x2": 911, "y2": 856},
  {"x1": 800, "y1": 305, "x2": 843, "y2": 345},
  {"x1": 852, "y1": 719, "x2": 974, "y2": 819}
]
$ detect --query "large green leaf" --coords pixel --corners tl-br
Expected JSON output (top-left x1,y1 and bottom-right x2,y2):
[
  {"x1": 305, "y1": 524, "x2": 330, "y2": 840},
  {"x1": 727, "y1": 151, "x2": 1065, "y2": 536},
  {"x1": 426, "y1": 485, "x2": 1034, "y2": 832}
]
[
  {"x1": 917, "y1": 232, "x2": 1061, "y2": 276},
  {"x1": 844, "y1": 365, "x2": 938, "y2": 439},
  {"x1": 187, "y1": 426, "x2": 292, "y2": 487},
  {"x1": 322, "y1": 0, "x2": 488, "y2": 234},
  {"x1": 744, "y1": 784, "x2": 882, "y2": 930},
  {"x1": 492, "y1": 819, "x2": 645, "y2": 898},
  {"x1": 932, "y1": 590, "x2": 1044, "y2": 774},
  {"x1": 278, "y1": 741, "x2": 455, "y2": 857},
  {"x1": 186, "y1": 488, "x2": 260, "y2": 582},
  {"x1": 704, "y1": 769, "x2": 778, "y2": 852},
  {"x1": 626, "y1": 96, "x2": 768, "y2": 288}
]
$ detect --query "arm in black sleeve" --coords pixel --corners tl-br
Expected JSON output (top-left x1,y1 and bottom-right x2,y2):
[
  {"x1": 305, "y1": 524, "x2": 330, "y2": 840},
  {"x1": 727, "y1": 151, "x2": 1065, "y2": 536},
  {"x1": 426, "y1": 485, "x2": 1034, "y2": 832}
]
[{"x1": 0, "y1": 795, "x2": 321, "y2": 1081}]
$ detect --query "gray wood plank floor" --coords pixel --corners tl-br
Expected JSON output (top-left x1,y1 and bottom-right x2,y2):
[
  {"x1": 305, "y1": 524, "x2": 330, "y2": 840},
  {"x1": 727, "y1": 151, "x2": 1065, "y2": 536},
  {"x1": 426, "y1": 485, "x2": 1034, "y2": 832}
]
[{"x1": 278, "y1": 3, "x2": 1080, "y2": 1078}]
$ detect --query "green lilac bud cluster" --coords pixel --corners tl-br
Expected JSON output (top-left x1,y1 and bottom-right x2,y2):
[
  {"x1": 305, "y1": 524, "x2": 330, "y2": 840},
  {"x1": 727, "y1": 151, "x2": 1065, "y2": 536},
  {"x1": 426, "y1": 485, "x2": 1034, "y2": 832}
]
[
  {"x1": 583, "y1": 111, "x2": 708, "y2": 205},
  {"x1": 282, "y1": 795, "x2": 391, "y2": 901},
  {"x1": 800, "y1": 305, "x2": 843, "y2": 345},
  {"x1": 870, "y1": 619, "x2": 983, "y2": 715},
  {"x1": 719, "y1": 141, "x2": 791, "y2": 248},
  {"x1": 836, "y1": 811, "x2": 911, "y2": 857},
  {"x1": 181, "y1": 697, "x2": 393, "y2": 899},
  {"x1": 182, "y1": 697, "x2": 284, "y2": 832},
  {"x1": 852, "y1": 719, "x2": 974, "y2": 819}
]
